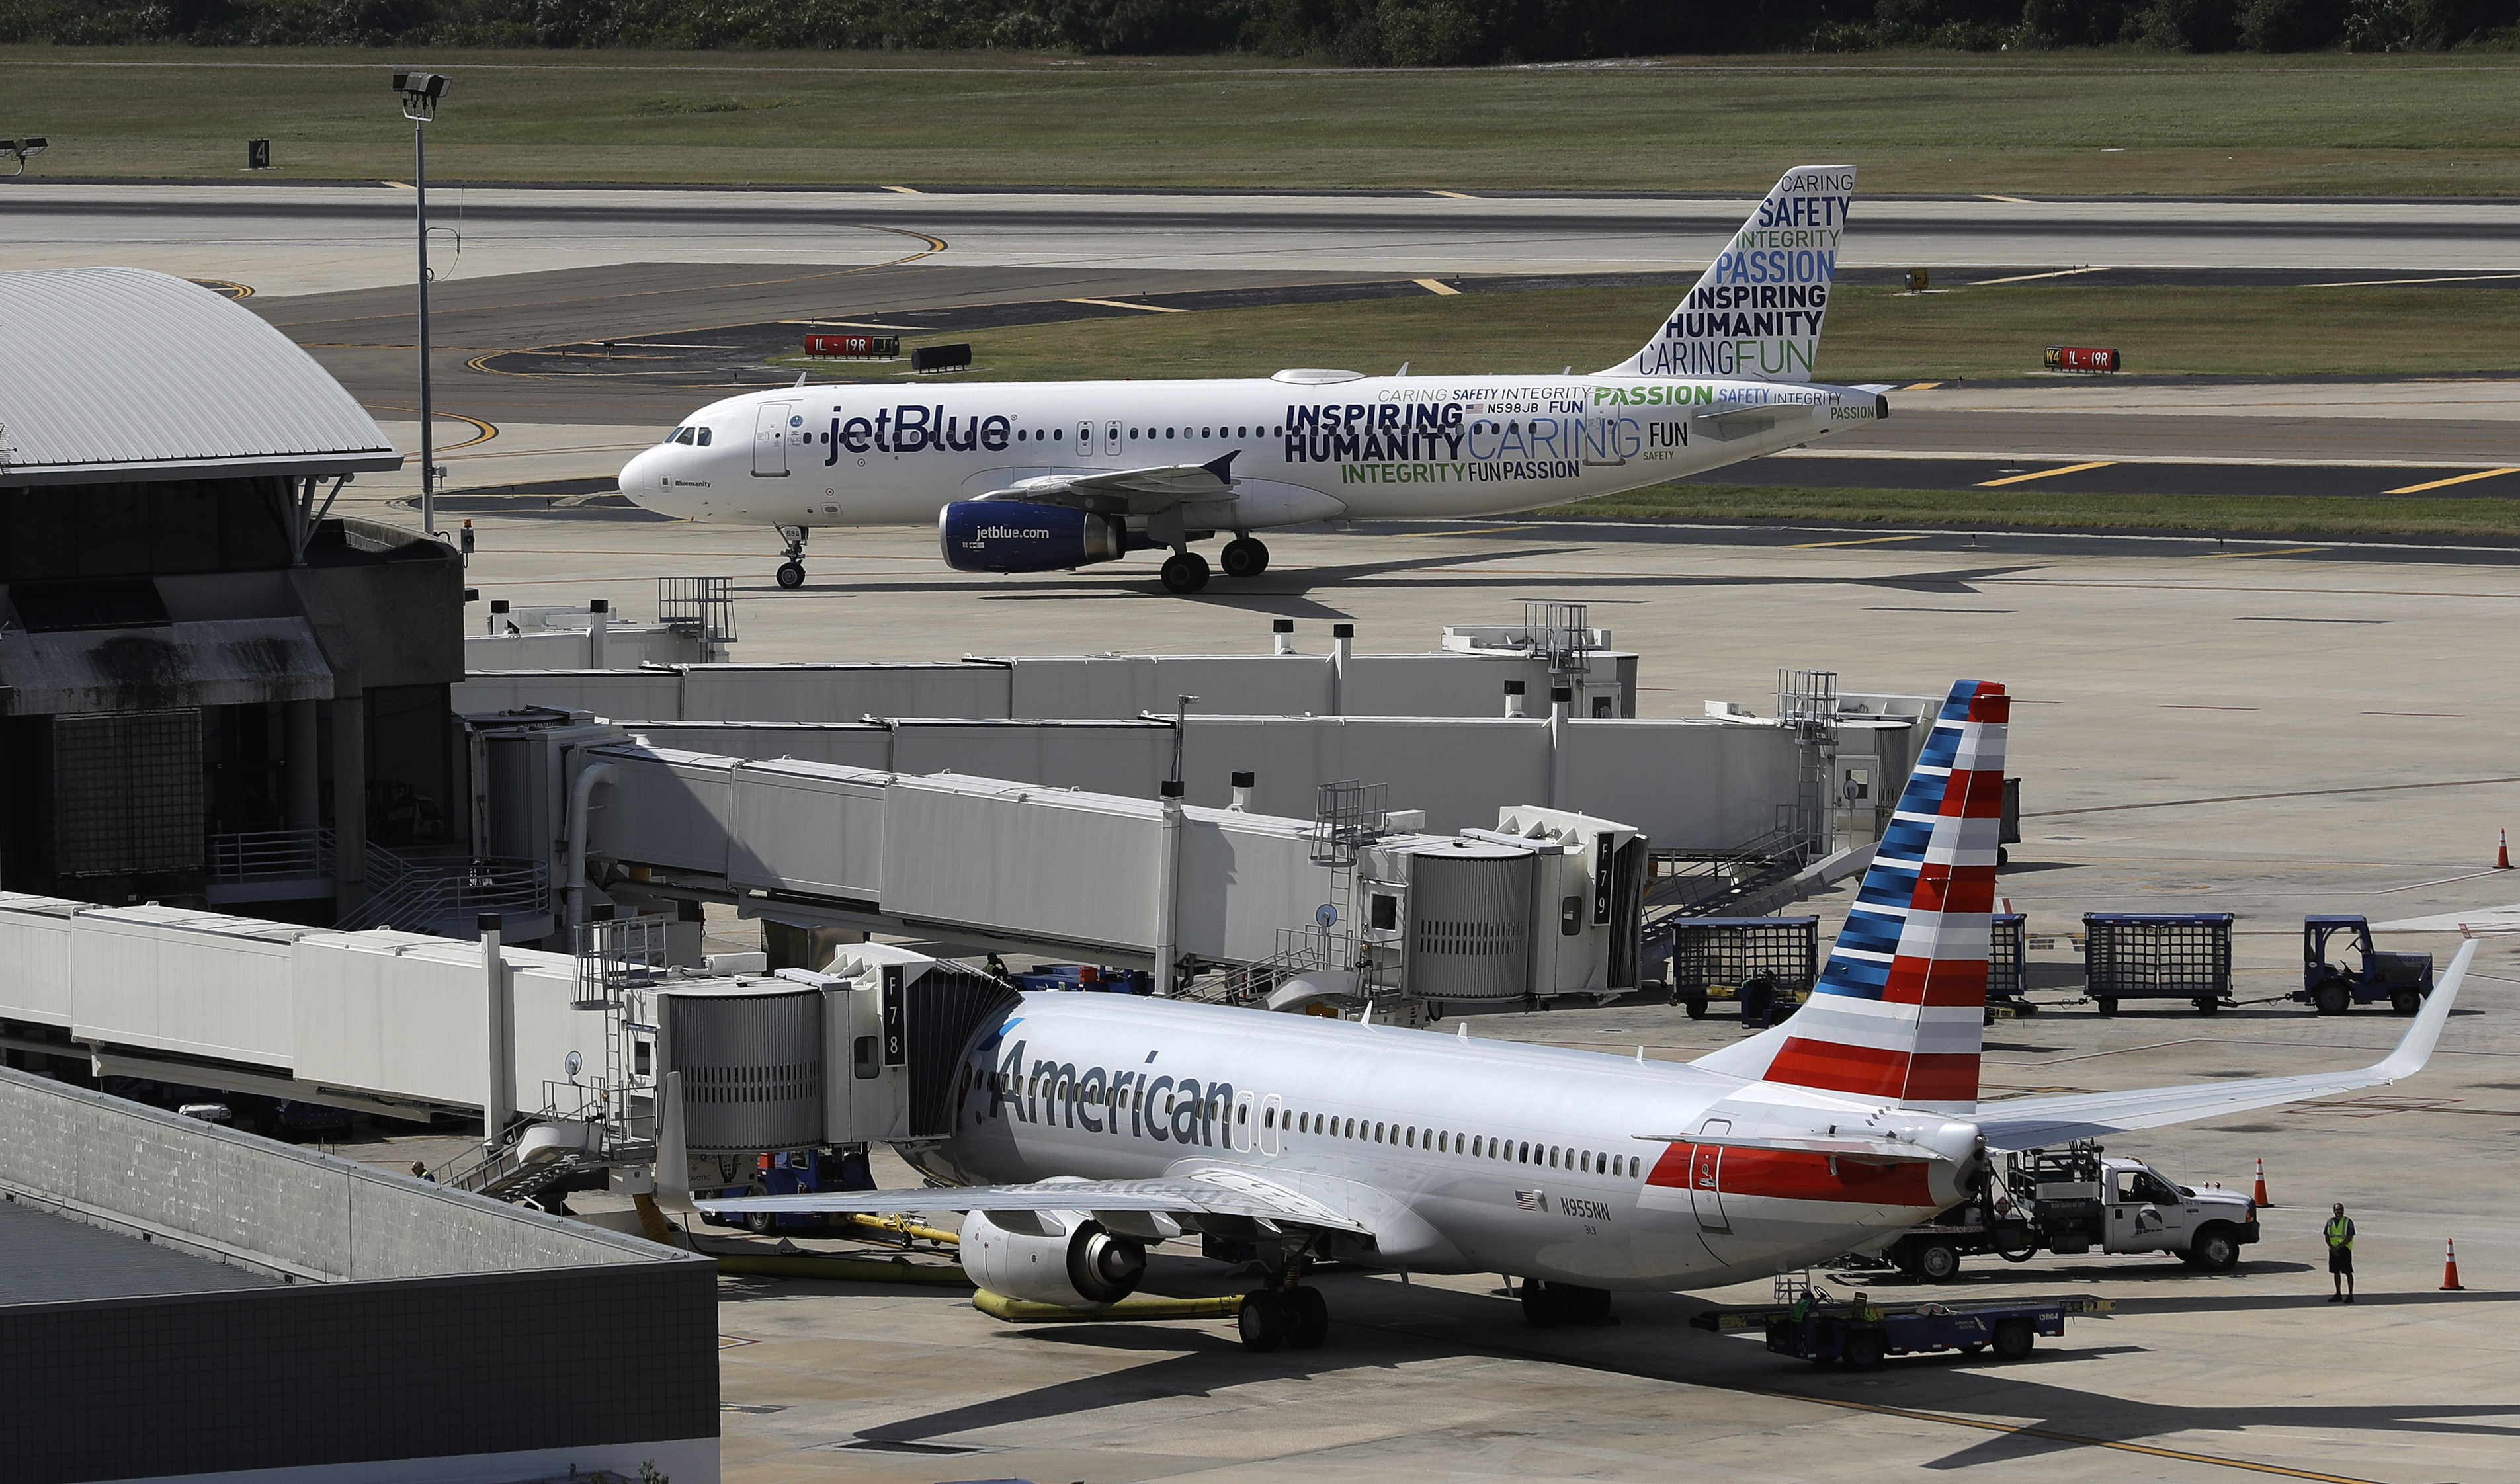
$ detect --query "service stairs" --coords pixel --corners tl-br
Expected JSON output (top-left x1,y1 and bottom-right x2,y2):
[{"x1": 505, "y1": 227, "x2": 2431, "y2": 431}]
[{"x1": 433, "y1": 1121, "x2": 626, "y2": 1206}]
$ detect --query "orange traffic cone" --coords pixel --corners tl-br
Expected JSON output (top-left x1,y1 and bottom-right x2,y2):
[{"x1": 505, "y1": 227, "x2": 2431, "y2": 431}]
[
  {"x1": 2252, "y1": 1157, "x2": 2271, "y2": 1209},
  {"x1": 2442, "y1": 1238, "x2": 2464, "y2": 1292},
  {"x1": 2499, "y1": 830, "x2": 2513, "y2": 870}
]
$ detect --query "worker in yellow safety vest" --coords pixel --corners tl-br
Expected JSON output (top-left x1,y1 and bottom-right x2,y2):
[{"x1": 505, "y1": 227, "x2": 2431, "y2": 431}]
[{"x1": 2324, "y1": 1203, "x2": 2356, "y2": 1303}]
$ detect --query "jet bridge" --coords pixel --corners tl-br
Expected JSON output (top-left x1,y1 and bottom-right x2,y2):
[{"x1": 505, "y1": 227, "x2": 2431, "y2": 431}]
[{"x1": 471, "y1": 717, "x2": 1646, "y2": 1007}]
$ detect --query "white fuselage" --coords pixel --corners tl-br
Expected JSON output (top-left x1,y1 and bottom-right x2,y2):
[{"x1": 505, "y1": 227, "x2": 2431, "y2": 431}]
[
  {"x1": 905, "y1": 992, "x2": 1973, "y2": 1290},
  {"x1": 617, "y1": 372, "x2": 1883, "y2": 532}
]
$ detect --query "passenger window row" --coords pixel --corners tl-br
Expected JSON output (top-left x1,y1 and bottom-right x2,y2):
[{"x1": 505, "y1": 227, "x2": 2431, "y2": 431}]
[
  {"x1": 1265, "y1": 1106, "x2": 1638, "y2": 1178},
  {"x1": 1117, "y1": 425, "x2": 1284, "y2": 441}
]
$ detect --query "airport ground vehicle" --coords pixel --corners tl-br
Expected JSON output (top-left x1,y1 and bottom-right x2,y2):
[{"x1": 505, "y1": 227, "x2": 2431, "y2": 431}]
[
  {"x1": 1017, "y1": 964, "x2": 1155, "y2": 995},
  {"x1": 699, "y1": 1147, "x2": 874, "y2": 1234},
  {"x1": 2294, "y1": 915, "x2": 2434, "y2": 1015},
  {"x1": 1884, "y1": 1142, "x2": 2258, "y2": 1282}
]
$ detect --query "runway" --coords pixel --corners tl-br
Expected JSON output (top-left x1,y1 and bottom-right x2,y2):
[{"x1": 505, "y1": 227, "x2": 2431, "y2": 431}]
[{"x1": 13, "y1": 181, "x2": 2520, "y2": 297}]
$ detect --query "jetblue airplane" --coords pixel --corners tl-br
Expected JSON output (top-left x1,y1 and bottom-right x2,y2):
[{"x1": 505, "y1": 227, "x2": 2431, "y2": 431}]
[
  {"x1": 703, "y1": 681, "x2": 2474, "y2": 1350},
  {"x1": 619, "y1": 165, "x2": 1887, "y2": 592}
]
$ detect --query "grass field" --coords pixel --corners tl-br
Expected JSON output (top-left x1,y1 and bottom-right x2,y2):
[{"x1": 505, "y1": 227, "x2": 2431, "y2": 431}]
[
  {"x1": 1534, "y1": 482, "x2": 2520, "y2": 537},
  {"x1": 7, "y1": 46, "x2": 2520, "y2": 194},
  {"x1": 767, "y1": 282, "x2": 2520, "y2": 384}
]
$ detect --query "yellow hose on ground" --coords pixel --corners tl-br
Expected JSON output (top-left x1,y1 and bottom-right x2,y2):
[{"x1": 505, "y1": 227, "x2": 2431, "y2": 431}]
[
  {"x1": 848, "y1": 1212, "x2": 961, "y2": 1245},
  {"x1": 973, "y1": 1288, "x2": 1246, "y2": 1323}
]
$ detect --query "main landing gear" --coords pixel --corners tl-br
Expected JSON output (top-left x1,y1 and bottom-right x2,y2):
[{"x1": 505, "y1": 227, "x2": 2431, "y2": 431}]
[
  {"x1": 1160, "y1": 551, "x2": 1210, "y2": 595},
  {"x1": 1517, "y1": 1278, "x2": 1617, "y2": 1329},
  {"x1": 1159, "y1": 536, "x2": 1269, "y2": 595},
  {"x1": 1236, "y1": 1252, "x2": 1330, "y2": 1353},
  {"x1": 775, "y1": 525, "x2": 808, "y2": 590},
  {"x1": 1220, "y1": 536, "x2": 1271, "y2": 579}
]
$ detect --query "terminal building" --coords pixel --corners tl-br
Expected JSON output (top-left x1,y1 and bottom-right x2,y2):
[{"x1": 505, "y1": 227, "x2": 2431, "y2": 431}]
[{"x1": 0, "y1": 268, "x2": 463, "y2": 923}]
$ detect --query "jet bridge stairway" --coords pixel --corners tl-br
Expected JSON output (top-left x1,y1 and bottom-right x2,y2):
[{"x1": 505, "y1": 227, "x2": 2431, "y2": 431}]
[{"x1": 1647, "y1": 817, "x2": 1820, "y2": 921}]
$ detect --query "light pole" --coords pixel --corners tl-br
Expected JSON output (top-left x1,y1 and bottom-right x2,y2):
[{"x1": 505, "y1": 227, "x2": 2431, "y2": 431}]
[{"x1": 393, "y1": 72, "x2": 449, "y2": 536}]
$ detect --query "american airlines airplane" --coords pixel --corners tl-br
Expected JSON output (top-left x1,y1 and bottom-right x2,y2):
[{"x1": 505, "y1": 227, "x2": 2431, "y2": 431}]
[
  {"x1": 702, "y1": 680, "x2": 2475, "y2": 1350},
  {"x1": 619, "y1": 164, "x2": 1886, "y2": 592}
]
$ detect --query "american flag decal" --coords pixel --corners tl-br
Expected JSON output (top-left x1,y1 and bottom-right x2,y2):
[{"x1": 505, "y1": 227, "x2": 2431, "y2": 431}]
[{"x1": 1515, "y1": 1189, "x2": 1545, "y2": 1212}]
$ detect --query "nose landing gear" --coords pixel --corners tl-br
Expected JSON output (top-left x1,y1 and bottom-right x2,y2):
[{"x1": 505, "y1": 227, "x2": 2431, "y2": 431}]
[{"x1": 774, "y1": 525, "x2": 808, "y2": 590}]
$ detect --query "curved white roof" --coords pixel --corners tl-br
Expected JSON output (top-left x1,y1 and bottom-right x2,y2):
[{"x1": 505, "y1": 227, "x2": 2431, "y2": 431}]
[{"x1": 0, "y1": 267, "x2": 400, "y2": 487}]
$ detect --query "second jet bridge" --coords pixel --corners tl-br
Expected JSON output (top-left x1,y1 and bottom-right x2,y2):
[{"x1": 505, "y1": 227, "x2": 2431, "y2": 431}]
[{"x1": 497, "y1": 730, "x2": 1644, "y2": 1005}]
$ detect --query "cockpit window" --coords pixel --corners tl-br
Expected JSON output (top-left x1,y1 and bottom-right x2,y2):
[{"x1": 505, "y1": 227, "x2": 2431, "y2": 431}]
[
  {"x1": 695, "y1": 427, "x2": 712, "y2": 446},
  {"x1": 673, "y1": 428, "x2": 697, "y2": 446}
]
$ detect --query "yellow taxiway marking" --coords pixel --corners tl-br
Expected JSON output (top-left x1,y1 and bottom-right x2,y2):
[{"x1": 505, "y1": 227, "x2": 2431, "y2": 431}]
[
  {"x1": 2193, "y1": 546, "x2": 2328, "y2": 559},
  {"x1": 364, "y1": 405, "x2": 497, "y2": 452},
  {"x1": 2308, "y1": 271, "x2": 2520, "y2": 288},
  {"x1": 1976, "y1": 460, "x2": 2115, "y2": 487},
  {"x1": 1415, "y1": 278, "x2": 1462, "y2": 296},
  {"x1": 1968, "y1": 267, "x2": 2107, "y2": 286},
  {"x1": 380, "y1": 180, "x2": 413, "y2": 189},
  {"x1": 2384, "y1": 466, "x2": 2520, "y2": 494},
  {"x1": 1978, "y1": 194, "x2": 2037, "y2": 204},
  {"x1": 1428, "y1": 190, "x2": 1478, "y2": 200},
  {"x1": 1789, "y1": 534, "x2": 1927, "y2": 548},
  {"x1": 1066, "y1": 297, "x2": 1186, "y2": 313},
  {"x1": 1904, "y1": 382, "x2": 1942, "y2": 390},
  {"x1": 881, "y1": 185, "x2": 921, "y2": 194}
]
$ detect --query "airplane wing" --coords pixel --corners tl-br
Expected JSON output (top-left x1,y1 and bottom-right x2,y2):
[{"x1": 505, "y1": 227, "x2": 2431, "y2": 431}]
[
  {"x1": 971, "y1": 451, "x2": 1240, "y2": 516},
  {"x1": 694, "y1": 1170, "x2": 1370, "y2": 1235},
  {"x1": 1976, "y1": 940, "x2": 2476, "y2": 1151}
]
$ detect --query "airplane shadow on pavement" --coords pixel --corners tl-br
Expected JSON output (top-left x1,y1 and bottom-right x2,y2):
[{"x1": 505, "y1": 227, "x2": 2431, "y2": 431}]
[
  {"x1": 751, "y1": 554, "x2": 2052, "y2": 623},
  {"x1": 830, "y1": 1260, "x2": 2520, "y2": 1471}
]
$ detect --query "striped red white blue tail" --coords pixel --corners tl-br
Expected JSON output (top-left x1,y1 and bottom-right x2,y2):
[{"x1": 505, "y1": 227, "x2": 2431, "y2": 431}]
[{"x1": 1693, "y1": 679, "x2": 2008, "y2": 1114}]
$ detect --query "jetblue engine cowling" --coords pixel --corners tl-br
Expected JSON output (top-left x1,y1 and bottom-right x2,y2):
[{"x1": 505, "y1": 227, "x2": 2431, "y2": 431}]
[
  {"x1": 939, "y1": 501, "x2": 1123, "y2": 573},
  {"x1": 962, "y1": 1209, "x2": 1147, "y2": 1307}
]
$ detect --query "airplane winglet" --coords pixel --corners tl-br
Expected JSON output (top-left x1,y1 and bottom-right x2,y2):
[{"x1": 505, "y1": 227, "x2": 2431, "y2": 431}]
[
  {"x1": 1202, "y1": 450, "x2": 1240, "y2": 484},
  {"x1": 2375, "y1": 938, "x2": 2474, "y2": 1082}
]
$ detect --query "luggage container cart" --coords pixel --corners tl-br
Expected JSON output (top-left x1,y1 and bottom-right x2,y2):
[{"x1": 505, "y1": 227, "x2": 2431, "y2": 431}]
[
  {"x1": 2082, "y1": 912, "x2": 2234, "y2": 1016},
  {"x1": 1661, "y1": 916, "x2": 1819, "y2": 1025},
  {"x1": 1986, "y1": 912, "x2": 2028, "y2": 1018}
]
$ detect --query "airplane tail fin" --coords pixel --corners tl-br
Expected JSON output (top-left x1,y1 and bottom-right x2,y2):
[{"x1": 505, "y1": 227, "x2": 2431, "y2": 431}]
[
  {"x1": 1605, "y1": 164, "x2": 1855, "y2": 383},
  {"x1": 1691, "y1": 678, "x2": 2007, "y2": 1114}
]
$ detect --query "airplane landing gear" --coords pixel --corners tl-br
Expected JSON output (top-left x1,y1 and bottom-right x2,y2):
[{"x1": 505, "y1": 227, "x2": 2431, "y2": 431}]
[
  {"x1": 1239, "y1": 1251, "x2": 1328, "y2": 1352},
  {"x1": 1220, "y1": 536, "x2": 1270, "y2": 579},
  {"x1": 1159, "y1": 550, "x2": 1212, "y2": 594},
  {"x1": 775, "y1": 525, "x2": 808, "y2": 590},
  {"x1": 1284, "y1": 1284, "x2": 1329, "y2": 1349}
]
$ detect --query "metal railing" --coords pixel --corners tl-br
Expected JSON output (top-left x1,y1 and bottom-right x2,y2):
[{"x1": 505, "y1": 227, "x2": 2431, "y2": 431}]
[
  {"x1": 206, "y1": 827, "x2": 331, "y2": 886},
  {"x1": 657, "y1": 575, "x2": 737, "y2": 657},
  {"x1": 335, "y1": 855, "x2": 548, "y2": 934}
]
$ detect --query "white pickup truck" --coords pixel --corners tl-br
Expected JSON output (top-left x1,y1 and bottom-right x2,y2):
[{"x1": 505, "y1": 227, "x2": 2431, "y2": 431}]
[{"x1": 1888, "y1": 1144, "x2": 2261, "y2": 1282}]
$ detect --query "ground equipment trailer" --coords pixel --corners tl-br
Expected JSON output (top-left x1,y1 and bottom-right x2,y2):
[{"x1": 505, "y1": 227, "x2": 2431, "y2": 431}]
[
  {"x1": 2083, "y1": 912, "x2": 2234, "y2": 1015},
  {"x1": 2295, "y1": 915, "x2": 2433, "y2": 1015},
  {"x1": 1884, "y1": 1143, "x2": 2259, "y2": 1282},
  {"x1": 1656, "y1": 916, "x2": 1818, "y2": 1024},
  {"x1": 1692, "y1": 1280, "x2": 2111, "y2": 1370}
]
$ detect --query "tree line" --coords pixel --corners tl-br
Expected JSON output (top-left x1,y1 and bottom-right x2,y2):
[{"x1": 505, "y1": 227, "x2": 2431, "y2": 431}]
[{"x1": 5, "y1": 0, "x2": 2514, "y2": 60}]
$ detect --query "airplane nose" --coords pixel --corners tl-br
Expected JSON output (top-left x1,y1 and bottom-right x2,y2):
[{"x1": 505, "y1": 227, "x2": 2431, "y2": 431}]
[{"x1": 620, "y1": 448, "x2": 665, "y2": 508}]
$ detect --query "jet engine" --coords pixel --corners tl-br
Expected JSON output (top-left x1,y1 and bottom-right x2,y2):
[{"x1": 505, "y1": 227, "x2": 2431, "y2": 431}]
[
  {"x1": 961, "y1": 1209, "x2": 1148, "y2": 1307},
  {"x1": 939, "y1": 501, "x2": 1124, "y2": 573}
]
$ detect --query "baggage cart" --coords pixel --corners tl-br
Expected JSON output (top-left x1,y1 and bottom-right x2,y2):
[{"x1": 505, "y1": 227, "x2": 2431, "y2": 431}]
[{"x1": 2082, "y1": 912, "x2": 2233, "y2": 1016}]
